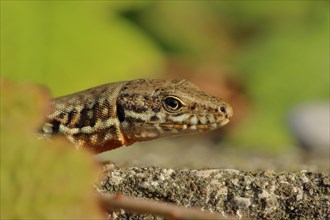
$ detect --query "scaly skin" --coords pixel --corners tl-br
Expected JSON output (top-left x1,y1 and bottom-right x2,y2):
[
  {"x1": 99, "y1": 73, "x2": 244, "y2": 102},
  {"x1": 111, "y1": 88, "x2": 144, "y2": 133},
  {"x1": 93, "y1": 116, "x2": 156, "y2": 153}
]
[{"x1": 41, "y1": 79, "x2": 233, "y2": 153}]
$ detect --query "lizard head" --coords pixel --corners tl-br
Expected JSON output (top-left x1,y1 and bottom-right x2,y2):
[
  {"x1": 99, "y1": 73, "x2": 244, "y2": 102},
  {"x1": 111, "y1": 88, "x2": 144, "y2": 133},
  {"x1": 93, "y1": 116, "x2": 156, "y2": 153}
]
[{"x1": 116, "y1": 79, "x2": 233, "y2": 144}]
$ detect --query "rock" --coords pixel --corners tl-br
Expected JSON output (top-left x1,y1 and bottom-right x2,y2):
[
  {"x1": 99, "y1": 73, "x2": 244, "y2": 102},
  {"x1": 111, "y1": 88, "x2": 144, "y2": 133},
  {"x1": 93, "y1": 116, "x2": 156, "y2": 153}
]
[
  {"x1": 287, "y1": 101, "x2": 330, "y2": 155},
  {"x1": 99, "y1": 167, "x2": 330, "y2": 219}
]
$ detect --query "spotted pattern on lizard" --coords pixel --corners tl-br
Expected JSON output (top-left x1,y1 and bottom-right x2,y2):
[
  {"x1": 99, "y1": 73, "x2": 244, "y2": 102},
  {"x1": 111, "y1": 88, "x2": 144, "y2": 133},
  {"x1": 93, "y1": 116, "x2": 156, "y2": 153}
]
[{"x1": 41, "y1": 79, "x2": 233, "y2": 153}]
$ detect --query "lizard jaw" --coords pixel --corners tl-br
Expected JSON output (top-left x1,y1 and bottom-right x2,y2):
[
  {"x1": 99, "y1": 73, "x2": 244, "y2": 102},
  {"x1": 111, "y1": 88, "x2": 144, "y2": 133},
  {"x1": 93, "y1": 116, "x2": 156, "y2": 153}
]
[{"x1": 157, "y1": 118, "x2": 230, "y2": 131}]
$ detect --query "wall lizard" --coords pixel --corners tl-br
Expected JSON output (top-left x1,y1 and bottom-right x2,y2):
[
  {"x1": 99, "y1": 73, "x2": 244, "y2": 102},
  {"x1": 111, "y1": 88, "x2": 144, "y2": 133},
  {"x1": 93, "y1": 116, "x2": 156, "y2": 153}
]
[{"x1": 41, "y1": 79, "x2": 233, "y2": 153}]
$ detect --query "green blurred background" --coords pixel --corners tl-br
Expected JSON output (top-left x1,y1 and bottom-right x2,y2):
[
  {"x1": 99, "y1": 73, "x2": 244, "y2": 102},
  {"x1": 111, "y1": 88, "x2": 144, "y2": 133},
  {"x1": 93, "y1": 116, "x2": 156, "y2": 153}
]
[{"x1": 1, "y1": 1, "x2": 329, "y2": 153}]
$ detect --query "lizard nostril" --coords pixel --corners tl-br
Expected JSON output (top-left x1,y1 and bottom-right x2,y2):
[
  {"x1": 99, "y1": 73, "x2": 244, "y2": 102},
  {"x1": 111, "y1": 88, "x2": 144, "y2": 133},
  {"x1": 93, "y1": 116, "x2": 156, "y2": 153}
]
[
  {"x1": 220, "y1": 106, "x2": 226, "y2": 114},
  {"x1": 220, "y1": 104, "x2": 233, "y2": 118}
]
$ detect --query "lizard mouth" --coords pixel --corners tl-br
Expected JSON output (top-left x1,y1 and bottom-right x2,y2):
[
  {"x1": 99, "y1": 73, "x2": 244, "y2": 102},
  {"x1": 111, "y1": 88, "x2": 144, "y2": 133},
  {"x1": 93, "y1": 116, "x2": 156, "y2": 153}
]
[{"x1": 157, "y1": 118, "x2": 230, "y2": 131}]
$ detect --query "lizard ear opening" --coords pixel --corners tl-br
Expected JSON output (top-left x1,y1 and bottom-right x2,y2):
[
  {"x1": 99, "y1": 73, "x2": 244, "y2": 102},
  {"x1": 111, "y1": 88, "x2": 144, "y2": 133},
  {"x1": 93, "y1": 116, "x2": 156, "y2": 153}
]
[{"x1": 116, "y1": 103, "x2": 125, "y2": 122}]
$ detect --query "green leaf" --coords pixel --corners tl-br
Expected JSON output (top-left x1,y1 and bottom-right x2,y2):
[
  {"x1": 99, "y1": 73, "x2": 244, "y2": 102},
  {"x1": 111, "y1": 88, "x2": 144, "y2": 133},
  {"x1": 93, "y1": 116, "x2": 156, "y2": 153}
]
[{"x1": 0, "y1": 78, "x2": 103, "y2": 219}]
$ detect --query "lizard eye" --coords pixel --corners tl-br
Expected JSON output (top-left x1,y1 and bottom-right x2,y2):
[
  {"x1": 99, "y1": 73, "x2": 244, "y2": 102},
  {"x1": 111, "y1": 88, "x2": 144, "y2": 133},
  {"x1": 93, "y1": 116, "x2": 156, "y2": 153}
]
[{"x1": 163, "y1": 96, "x2": 183, "y2": 112}]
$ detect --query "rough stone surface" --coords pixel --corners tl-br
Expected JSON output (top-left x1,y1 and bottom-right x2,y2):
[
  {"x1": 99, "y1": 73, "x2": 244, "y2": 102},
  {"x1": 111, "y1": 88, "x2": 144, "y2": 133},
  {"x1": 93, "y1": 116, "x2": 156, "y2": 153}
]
[{"x1": 98, "y1": 167, "x2": 330, "y2": 219}]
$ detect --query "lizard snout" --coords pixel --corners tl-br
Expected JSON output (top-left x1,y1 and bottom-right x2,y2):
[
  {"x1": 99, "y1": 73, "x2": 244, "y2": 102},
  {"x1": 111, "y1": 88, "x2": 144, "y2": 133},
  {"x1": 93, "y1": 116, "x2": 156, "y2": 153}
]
[{"x1": 219, "y1": 103, "x2": 233, "y2": 119}]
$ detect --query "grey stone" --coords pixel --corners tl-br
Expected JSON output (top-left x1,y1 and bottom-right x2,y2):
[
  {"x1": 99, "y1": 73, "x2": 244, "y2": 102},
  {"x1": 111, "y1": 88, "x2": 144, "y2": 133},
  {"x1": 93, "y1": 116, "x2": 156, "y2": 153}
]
[
  {"x1": 99, "y1": 167, "x2": 330, "y2": 219},
  {"x1": 287, "y1": 101, "x2": 329, "y2": 155}
]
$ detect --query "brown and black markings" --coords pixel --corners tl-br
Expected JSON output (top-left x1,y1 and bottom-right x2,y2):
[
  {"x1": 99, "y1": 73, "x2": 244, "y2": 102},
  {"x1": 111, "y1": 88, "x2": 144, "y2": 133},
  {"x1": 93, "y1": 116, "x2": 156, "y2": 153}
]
[{"x1": 41, "y1": 79, "x2": 233, "y2": 153}]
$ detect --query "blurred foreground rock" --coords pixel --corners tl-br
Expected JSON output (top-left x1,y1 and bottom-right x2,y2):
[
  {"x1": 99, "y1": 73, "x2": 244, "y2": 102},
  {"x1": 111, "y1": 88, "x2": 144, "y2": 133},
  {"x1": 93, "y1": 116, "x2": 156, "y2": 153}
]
[{"x1": 98, "y1": 166, "x2": 330, "y2": 219}]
